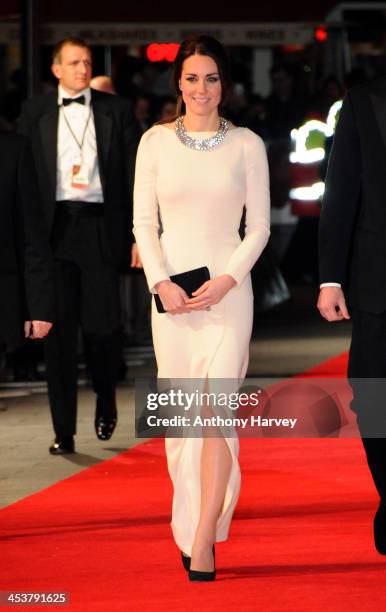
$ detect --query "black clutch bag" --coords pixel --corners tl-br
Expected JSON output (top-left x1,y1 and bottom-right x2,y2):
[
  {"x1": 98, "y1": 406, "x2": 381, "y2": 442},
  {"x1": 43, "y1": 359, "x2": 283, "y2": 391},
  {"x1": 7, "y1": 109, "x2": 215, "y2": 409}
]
[{"x1": 154, "y1": 266, "x2": 210, "y2": 313}]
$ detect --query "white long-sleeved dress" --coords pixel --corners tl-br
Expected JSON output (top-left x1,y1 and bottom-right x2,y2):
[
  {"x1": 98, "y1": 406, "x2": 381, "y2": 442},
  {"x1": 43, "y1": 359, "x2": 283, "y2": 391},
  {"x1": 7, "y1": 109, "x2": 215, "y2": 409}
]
[{"x1": 133, "y1": 124, "x2": 270, "y2": 556}]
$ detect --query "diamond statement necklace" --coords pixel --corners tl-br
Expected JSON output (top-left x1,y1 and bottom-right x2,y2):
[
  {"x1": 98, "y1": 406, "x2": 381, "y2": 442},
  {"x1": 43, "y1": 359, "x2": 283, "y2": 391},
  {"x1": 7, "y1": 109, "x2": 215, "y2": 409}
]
[{"x1": 175, "y1": 115, "x2": 230, "y2": 151}]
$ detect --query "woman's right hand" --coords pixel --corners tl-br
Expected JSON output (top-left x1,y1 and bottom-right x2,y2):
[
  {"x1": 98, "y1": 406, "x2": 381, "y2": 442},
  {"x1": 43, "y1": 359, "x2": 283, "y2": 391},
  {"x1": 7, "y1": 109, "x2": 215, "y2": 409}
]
[{"x1": 155, "y1": 280, "x2": 190, "y2": 314}]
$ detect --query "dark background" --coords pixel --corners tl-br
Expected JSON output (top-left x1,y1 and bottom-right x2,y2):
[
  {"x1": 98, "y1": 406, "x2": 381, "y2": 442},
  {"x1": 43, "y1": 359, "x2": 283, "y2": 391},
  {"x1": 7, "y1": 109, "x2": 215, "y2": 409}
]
[{"x1": 0, "y1": 0, "x2": 373, "y2": 22}]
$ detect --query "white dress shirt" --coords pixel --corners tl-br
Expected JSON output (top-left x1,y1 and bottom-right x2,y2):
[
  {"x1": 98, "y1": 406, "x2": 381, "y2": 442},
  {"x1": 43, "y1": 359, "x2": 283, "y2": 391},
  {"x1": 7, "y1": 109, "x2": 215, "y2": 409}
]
[{"x1": 56, "y1": 86, "x2": 103, "y2": 202}]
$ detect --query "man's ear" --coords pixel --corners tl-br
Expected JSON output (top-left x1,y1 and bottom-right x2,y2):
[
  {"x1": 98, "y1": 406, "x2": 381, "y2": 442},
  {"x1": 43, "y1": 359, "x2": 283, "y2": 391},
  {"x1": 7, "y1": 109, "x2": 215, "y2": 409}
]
[{"x1": 51, "y1": 63, "x2": 61, "y2": 80}]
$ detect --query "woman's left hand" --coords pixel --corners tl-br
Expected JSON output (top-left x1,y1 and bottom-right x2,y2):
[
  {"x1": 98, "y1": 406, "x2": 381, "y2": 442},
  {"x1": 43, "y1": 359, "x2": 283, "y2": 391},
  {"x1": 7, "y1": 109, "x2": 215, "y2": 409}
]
[{"x1": 186, "y1": 275, "x2": 236, "y2": 311}]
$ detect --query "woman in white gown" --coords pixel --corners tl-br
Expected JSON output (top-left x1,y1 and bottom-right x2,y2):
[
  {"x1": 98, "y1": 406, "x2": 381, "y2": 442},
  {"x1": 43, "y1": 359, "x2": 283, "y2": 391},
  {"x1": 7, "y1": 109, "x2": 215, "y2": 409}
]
[{"x1": 133, "y1": 35, "x2": 270, "y2": 581}]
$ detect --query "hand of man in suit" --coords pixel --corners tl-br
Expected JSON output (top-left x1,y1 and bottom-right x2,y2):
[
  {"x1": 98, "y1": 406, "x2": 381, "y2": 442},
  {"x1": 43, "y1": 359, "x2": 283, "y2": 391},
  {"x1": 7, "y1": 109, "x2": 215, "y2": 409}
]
[
  {"x1": 24, "y1": 321, "x2": 53, "y2": 339},
  {"x1": 130, "y1": 242, "x2": 143, "y2": 268},
  {"x1": 317, "y1": 287, "x2": 350, "y2": 322}
]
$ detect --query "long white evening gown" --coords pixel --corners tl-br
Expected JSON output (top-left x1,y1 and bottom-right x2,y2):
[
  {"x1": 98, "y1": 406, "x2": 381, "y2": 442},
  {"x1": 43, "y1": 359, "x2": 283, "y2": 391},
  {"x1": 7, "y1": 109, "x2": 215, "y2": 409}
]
[{"x1": 133, "y1": 123, "x2": 270, "y2": 556}]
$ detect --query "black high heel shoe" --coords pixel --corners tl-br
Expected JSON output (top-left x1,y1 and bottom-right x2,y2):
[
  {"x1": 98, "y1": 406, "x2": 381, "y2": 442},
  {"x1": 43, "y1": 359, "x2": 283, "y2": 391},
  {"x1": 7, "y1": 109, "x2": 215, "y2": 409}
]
[
  {"x1": 181, "y1": 545, "x2": 215, "y2": 572},
  {"x1": 188, "y1": 567, "x2": 216, "y2": 582},
  {"x1": 181, "y1": 552, "x2": 191, "y2": 571},
  {"x1": 188, "y1": 545, "x2": 216, "y2": 582}
]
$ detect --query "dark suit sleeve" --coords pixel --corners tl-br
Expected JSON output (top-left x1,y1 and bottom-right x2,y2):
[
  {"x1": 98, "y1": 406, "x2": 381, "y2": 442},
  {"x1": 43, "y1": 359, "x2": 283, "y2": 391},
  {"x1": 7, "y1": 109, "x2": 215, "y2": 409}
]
[
  {"x1": 18, "y1": 100, "x2": 32, "y2": 139},
  {"x1": 319, "y1": 92, "x2": 362, "y2": 285},
  {"x1": 121, "y1": 103, "x2": 141, "y2": 245},
  {"x1": 17, "y1": 138, "x2": 54, "y2": 322}
]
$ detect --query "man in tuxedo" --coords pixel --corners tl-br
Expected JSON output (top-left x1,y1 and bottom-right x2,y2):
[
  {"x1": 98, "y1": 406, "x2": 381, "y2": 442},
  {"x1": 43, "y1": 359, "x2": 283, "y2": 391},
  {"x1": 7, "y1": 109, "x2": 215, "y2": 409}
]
[
  {"x1": 318, "y1": 77, "x2": 386, "y2": 554},
  {"x1": 19, "y1": 38, "x2": 140, "y2": 454},
  {"x1": 0, "y1": 132, "x2": 53, "y2": 354}
]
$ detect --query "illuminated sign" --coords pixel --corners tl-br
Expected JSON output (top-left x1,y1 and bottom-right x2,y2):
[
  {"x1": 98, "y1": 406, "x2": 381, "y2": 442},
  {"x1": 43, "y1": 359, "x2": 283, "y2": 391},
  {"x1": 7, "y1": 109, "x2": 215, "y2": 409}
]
[
  {"x1": 290, "y1": 182, "x2": 325, "y2": 201},
  {"x1": 326, "y1": 99, "x2": 343, "y2": 132},
  {"x1": 290, "y1": 120, "x2": 333, "y2": 165},
  {"x1": 146, "y1": 43, "x2": 180, "y2": 62},
  {"x1": 289, "y1": 100, "x2": 343, "y2": 204}
]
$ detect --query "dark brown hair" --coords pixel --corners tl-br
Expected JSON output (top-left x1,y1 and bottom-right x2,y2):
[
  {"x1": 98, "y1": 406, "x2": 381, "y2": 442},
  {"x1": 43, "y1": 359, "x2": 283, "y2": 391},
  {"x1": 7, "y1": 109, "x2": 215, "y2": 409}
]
[
  {"x1": 52, "y1": 38, "x2": 91, "y2": 64},
  {"x1": 158, "y1": 34, "x2": 232, "y2": 124}
]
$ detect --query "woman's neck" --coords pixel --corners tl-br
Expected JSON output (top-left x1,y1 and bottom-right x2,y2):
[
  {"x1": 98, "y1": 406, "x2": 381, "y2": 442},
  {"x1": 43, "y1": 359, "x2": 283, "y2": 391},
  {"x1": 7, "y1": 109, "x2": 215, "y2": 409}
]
[{"x1": 182, "y1": 111, "x2": 220, "y2": 132}]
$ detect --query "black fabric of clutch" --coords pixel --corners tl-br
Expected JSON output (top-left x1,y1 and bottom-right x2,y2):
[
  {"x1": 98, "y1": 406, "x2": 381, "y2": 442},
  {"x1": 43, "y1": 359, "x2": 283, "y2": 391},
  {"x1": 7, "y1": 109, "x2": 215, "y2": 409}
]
[{"x1": 154, "y1": 266, "x2": 210, "y2": 313}]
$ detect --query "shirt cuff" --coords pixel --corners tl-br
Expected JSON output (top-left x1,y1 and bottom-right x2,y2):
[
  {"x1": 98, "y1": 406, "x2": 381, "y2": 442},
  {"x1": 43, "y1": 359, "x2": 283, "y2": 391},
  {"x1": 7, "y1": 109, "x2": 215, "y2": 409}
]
[{"x1": 320, "y1": 282, "x2": 342, "y2": 289}]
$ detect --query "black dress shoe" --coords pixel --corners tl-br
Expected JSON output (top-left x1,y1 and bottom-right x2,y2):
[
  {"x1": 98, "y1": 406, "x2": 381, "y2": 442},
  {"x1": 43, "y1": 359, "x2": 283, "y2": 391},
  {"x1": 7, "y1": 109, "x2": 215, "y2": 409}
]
[
  {"x1": 95, "y1": 396, "x2": 117, "y2": 441},
  {"x1": 95, "y1": 416, "x2": 117, "y2": 440},
  {"x1": 49, "y1": 436, "x2": 75, "y2": 455},
  {"x1": 374, "y1": 504, "x2": 386, "y2": 554}
]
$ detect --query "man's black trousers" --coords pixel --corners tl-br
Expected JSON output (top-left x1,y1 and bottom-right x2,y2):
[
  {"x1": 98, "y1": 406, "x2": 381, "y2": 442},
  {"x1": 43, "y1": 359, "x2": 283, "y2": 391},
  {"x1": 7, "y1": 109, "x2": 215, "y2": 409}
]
[
  {"x1": 349, "y1": 309, "x2": 386, "y2": 502},
  {"x1": 45, "y1": 203, "x2": 122, "y2": 438}
]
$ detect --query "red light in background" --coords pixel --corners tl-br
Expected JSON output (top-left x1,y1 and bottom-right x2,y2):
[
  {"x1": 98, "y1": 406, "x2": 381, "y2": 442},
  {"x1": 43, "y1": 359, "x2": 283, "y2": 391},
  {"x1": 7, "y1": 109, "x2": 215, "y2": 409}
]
[
  {"x1": 147, "y1": 43, "x2": 163, "y2": 62},
  {"x1": 146, "y1": 43, "x2": 180, "y2": 62},
  {"x1": 315, "y1": 26, "x2": 328, "y2": 42},
  {"x1": 165, "y1": 44, "x2": 180, "y2": 62}
]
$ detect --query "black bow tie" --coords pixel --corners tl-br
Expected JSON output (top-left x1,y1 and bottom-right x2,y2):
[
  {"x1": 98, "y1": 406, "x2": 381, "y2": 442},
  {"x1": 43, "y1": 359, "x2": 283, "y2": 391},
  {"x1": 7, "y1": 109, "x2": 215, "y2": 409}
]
[{"x1": 62, "y1": 95, "x2": 86, "y2": 107}]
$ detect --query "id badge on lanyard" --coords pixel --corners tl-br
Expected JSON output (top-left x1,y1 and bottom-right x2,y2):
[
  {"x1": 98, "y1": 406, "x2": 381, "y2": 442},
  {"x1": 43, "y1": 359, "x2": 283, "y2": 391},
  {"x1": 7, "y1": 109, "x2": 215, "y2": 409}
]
[
  {"x1": 62, "y1": 104, "x2": 92, "y2": 190},
  {"x1": 71, "y1": 162, "x2": 90, "y2": 189}
]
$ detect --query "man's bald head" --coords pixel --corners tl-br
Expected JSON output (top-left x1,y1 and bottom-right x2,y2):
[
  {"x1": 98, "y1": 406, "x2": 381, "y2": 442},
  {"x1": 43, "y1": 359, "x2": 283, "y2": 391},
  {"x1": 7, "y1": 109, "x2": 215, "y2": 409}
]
[{"x1": 90, "y1": 76, "x2": 117, "y2": 95}]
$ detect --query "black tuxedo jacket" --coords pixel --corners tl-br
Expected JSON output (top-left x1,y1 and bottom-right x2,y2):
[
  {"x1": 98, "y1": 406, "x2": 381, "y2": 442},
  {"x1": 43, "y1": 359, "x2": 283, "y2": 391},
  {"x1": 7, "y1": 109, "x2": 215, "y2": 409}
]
[
  {"x1": 319, "y1": 76, "x2": 386, "y2": 313},
  {"x1": 0, "y1": 133, "x2": 53, "y2": 351},
  {"x1": 18, "y1": 89, "x2": 140, "y2": 266}
]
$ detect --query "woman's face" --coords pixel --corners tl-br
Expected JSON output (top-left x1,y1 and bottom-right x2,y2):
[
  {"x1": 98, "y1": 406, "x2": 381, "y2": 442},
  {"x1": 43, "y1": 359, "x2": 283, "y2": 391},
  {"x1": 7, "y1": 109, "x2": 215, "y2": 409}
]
[{"x1": 179, "y1": 53, "x2": 222, "y2": 117}]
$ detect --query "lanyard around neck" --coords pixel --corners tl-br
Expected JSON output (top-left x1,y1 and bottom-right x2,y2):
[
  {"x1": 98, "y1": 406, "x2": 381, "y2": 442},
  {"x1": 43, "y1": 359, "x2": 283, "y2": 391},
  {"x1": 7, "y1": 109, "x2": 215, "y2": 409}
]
[{"x1": 61, "y1": 103, "x2": 92, "y2": 157}]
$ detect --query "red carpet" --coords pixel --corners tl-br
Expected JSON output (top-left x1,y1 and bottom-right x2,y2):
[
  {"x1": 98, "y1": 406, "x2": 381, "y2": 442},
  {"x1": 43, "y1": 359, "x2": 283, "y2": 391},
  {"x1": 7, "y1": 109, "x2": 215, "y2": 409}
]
[
  {"x1": 2, "y1": 350, "x2": 386, "y2": 611},
  {"x1": 302, "y1": 351, "x2": 348, "y2": 377}
]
